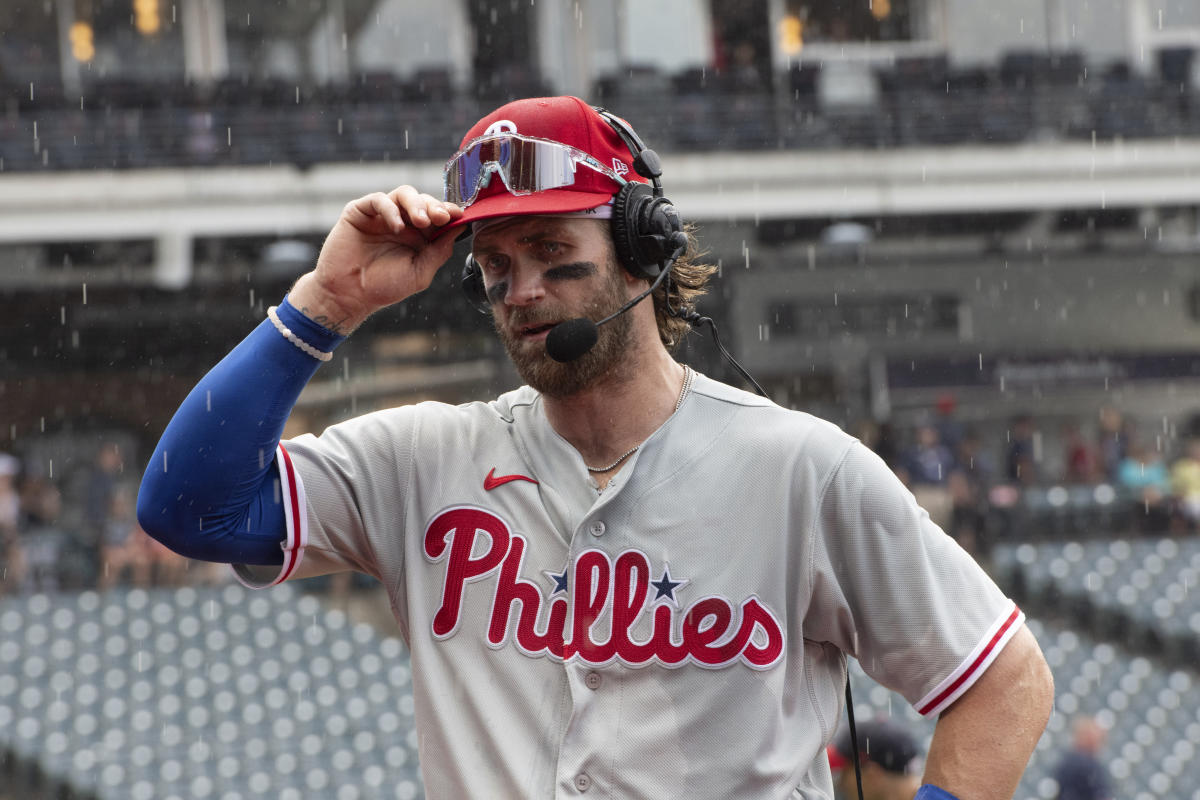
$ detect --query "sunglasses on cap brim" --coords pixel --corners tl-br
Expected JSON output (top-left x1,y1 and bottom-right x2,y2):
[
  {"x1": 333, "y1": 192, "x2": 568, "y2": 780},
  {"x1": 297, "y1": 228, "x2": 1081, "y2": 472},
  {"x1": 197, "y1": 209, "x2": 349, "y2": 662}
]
[{"x1": 443, "y1": 132, "x2": 629, "y2": 208}]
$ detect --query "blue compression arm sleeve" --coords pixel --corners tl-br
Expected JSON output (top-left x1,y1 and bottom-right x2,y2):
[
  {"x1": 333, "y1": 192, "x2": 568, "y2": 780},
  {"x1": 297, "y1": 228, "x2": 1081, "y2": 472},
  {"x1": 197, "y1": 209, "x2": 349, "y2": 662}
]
[{"x1": 136, "y1": 297, "x2": 345, "y2": 565}]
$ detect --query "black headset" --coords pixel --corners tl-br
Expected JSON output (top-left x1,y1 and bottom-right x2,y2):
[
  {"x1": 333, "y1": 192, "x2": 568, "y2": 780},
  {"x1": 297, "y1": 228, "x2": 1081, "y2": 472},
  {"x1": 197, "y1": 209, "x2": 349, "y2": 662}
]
[{"x1": 460, "y1": 106, "x2": 687, "y2": 313}]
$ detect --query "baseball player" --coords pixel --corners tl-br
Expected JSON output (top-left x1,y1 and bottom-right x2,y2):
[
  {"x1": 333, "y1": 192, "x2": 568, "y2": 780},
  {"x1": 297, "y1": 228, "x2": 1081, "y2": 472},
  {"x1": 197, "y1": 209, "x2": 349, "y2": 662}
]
[
  {"x1": 138, "y1": 96, "x2": 1053, "y2": 799},
  {"x1": 827, "y1": 717, "x2": 924, "y2": 800}
]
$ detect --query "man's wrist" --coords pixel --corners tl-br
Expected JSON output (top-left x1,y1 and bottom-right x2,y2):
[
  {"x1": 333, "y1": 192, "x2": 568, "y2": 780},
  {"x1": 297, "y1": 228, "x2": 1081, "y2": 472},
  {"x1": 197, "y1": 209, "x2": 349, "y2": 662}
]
[
  {"x1": 287, "y1": 273, "x2": 369, "y2": 335},
  {"x1": 914, "y1": 785, "x2": 961, "y2": 800},
  {"x1": 277, "y1": 296, "x2": 348, "y2": 354}
]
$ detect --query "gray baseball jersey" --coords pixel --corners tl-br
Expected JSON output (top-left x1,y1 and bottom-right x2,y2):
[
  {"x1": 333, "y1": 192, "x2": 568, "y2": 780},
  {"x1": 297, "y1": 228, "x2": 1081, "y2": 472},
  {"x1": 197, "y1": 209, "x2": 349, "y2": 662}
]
[{"x1": 235, "y1": 370, "x2": 1021, "y2": 799}]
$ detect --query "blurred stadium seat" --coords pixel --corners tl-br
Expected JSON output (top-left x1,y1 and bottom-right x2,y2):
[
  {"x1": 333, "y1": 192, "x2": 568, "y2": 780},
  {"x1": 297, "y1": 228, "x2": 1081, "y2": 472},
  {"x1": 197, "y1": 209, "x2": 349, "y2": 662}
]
[
  {"x1": 848, "y1": 611, "x2": 1200, "y2": 799},
  {"x1": 0, "y1": 584, "x2": 422, "y2": 800}
]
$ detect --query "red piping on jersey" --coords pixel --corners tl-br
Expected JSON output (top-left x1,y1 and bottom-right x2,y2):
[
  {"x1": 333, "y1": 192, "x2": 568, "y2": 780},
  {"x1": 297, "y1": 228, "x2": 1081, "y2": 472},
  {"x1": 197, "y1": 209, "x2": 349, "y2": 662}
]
[
  {"x1": 484, "y1": 468, "x2": 539, "y2": 491},
  {"x1": 277, "y1": 444, "x2": 302, "y2": 582},
  {"x1": 916, "y1": 606, "x2": 1021, "y2": 715}
]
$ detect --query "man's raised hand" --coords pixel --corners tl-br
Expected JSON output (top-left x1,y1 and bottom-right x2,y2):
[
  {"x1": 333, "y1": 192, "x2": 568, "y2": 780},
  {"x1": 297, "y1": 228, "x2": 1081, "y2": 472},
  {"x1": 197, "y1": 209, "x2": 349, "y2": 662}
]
[{"x1": 290, "y1": 186, "x2": 464, "y2": 334}]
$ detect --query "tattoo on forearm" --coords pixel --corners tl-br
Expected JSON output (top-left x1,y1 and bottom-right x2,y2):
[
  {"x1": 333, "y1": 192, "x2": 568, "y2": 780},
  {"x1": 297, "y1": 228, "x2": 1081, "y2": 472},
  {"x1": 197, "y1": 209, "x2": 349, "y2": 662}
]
[{"x1": 299, "y1": 306, "x2": 350, "y2": 334}]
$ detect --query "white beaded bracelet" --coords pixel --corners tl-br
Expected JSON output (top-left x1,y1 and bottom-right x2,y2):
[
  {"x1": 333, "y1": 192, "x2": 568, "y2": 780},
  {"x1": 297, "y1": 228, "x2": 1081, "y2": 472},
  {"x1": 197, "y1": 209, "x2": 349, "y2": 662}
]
[{"x1": 267, "y1": 306, "x2": 334, "y2": 362}]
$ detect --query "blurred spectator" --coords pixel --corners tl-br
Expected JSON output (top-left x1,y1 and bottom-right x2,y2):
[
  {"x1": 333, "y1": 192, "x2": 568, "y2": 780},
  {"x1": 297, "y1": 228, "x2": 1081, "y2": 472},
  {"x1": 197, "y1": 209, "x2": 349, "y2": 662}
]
[
  {"x1": 874, "y1": 421, "x2": 902, "y2": 471},
  {"x1": 933, "y1": 393, "x2": 965, "y2": 456},
  {"x1": 1168, "y1": 436, "x2": 1200, "y2": 531},
  {"x1": 948, "y1": 428, "x2": 998, "y2": 561},
  {"x1": 900, "y1": 423, "x2": 956, "y2": 530},
  {"x1": 901, "y1": 423, "x2": 956, "y2": 484},
  {"x1": 1062, "y1": 422, "x2": 1101, "y2": 484},
  {"x1": 1051, "y1": 716, "x2": 1112, "y2": 800},
  {"x1": 18, "y1": 480, "x2": 70, "y2": 592},
  {"x1": 82, "y1": 442, "x2": 124, "y2": 586},
  {"x1": 98, "y1": 483, "x2": 156, "y2": 590},
  {"x1": 1005, "y1": 413, "x2": 1039, "y2": 486},
  {"x1": 1166, "y1": 438, "x2": 1200, "y2": 532},
  {"x1": 853, "y1": 418, "x2": 901, "y2": 472},
  {"x1": 1116, "y1": 440, "x2": 1171, "y2": 533},
  {"x1": 1096, "y1": 406, "x2": 1129, "y2": 482},
  {"x1": 947, "y1": 468, "x2": 987, "y2": 560},
  {"x1": 955, "y1": 429, "x2": 997, "y2": 489},
  {"x1": 0, "y1": 453, "x2": 22, "y2": 593},
  {"x1": 853, "y1": 419, "x2": 880, "y2": 447},
  {"x1": 827, "y1": 717, "x2": 923, "y2": 800}
]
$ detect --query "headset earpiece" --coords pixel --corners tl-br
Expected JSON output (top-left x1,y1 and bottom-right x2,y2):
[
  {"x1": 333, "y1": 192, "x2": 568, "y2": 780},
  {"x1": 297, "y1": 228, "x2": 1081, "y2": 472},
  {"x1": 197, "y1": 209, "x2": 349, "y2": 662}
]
[
  {"x1": 461, "y1": 252, "x2": 490, "y2": 314},
  {"x1": 632, "y1": 148, "x2": 662, "y2": 181},
  {"x1": 593, "y1": 108, "x2": 686, "y2": 282},
  {"x1": 610, "y1": 182, "x2": 686, "y2": 282}
]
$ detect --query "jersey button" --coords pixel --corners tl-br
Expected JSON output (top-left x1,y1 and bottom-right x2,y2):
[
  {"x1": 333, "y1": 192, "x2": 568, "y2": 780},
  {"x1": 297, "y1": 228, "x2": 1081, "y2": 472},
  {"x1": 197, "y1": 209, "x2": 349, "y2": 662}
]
[
  {"x1": 588, "y1": 521, "x2": 606, "y2": 537},
  {"x1": 584, "y1": 671, "x2": 602, "y2": 690},
  {"x1": 574, "y1": 773, "x2": 592, "y2": 792}
]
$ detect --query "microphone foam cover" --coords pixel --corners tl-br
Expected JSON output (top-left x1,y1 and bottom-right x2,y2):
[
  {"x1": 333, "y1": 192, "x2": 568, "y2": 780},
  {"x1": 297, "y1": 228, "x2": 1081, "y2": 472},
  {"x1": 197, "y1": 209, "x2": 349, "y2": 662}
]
[{"x1": 545, "y1": 318, "x2": 598, "y2": 363}]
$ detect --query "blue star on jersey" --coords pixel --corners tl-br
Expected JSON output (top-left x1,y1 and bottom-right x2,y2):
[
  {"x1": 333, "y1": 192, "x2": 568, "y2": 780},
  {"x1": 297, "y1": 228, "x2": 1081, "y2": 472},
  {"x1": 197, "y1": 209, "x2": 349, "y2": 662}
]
[
  {"x1": 651, "y1": 564, "x2": 688, "y2": 607},
  {"x1": 543, "y1": 567, "x2": 569, "y2": 596}
]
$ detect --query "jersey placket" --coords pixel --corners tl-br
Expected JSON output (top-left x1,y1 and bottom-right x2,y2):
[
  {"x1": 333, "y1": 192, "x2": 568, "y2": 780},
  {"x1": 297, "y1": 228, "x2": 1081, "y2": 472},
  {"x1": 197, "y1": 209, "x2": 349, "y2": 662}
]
[{"x1": 552, "y1": 454, "x2": 637, "y2": 799}]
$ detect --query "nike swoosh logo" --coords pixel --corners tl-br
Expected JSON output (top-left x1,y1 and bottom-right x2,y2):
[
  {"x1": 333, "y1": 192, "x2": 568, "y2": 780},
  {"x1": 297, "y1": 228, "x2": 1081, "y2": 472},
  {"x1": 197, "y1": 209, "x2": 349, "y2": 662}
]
[{"x1": 484, "y1": 467, "x2": 539, "y2": 491}]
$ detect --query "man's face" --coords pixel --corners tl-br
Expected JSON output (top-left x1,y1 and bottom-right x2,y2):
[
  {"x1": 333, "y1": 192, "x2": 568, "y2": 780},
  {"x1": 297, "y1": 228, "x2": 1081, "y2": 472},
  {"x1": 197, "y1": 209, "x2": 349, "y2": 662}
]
[{"x1": 471, "y1": 216, "x2": 636, "y2": 397}]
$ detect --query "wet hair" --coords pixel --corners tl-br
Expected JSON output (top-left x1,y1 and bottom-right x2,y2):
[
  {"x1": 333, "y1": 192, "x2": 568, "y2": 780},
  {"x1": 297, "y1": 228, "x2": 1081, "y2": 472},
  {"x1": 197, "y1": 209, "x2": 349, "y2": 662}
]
[{"x1": 648, "y1": 224, "x2": 716, "y2": 351}]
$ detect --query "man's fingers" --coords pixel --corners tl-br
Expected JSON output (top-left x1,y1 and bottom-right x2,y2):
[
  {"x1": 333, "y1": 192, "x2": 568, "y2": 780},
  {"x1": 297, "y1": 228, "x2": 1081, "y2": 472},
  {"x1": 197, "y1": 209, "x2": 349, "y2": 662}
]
[
  {"x1": 344, "y1": 187, "x2": 463, "y2": 240},
  {"x1": 388, "y1": 186, "x2": 462, "y2": 229},
  {"x1": 379, "y1": 194, "x2": 408, "y2": 233},
  {"x1": 345, "y1": 192, "x2": 405, "y2": 233}
]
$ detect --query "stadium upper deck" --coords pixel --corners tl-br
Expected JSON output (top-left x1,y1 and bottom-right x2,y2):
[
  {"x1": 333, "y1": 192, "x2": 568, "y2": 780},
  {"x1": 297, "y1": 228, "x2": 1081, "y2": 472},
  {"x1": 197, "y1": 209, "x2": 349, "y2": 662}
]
[{"x1": 1, "y1": 57, "x2": 1198, "y2": 173}]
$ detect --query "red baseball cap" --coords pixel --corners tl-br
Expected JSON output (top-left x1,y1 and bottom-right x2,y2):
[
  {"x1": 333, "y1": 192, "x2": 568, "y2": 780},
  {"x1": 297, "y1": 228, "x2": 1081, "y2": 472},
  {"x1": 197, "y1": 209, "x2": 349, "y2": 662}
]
[
  {"x1": 439, "y1": 96, "x2": 648, "y2": 236},
  {"x1": 827, "y1": 719, "x2": 922, "y2": 776}
]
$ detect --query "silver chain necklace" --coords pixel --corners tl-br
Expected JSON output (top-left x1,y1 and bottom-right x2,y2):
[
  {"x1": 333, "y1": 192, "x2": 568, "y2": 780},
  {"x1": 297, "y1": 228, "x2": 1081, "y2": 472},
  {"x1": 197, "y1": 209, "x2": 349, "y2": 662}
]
[{"x1": 585, "y1": 367, "x2": 693, "y2": 474}]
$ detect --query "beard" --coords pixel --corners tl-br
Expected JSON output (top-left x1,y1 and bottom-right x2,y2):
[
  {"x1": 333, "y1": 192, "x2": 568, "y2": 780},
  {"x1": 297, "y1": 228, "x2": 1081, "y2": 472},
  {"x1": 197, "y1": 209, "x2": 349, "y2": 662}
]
[{"x1": 495, "y1": 265, "x2": 635, "y2": 398}]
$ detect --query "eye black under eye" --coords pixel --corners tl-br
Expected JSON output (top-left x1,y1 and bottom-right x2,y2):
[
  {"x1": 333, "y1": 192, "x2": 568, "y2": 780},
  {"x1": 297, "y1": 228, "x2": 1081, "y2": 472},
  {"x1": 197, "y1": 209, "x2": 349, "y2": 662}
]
[
  {"x1": 544, "y1": 261, "x2": 597, "y2": 281},
  {"x1": 486, "y1": 281, "x2": 508, "y2": 305}
]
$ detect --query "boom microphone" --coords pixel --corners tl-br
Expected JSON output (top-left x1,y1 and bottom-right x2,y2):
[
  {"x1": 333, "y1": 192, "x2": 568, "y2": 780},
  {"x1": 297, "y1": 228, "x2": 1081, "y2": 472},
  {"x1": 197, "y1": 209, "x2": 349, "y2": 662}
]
[
  {"x1": 545, "y1": 318, "x2": 600, "y2": 362},
  {"x1": 544, "y1": 250, "x2": 679, "y2": 363}
]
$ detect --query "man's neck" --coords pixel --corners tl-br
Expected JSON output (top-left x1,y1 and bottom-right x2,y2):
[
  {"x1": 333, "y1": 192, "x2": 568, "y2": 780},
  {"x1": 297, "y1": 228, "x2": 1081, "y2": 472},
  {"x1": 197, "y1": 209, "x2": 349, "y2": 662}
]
[{"x1": 541, "y1": 347, "x2": 686, "y2": 472}]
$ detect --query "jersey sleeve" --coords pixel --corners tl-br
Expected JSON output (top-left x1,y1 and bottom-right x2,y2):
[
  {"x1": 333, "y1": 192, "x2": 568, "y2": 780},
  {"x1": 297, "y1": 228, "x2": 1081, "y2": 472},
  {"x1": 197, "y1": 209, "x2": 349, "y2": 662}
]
[
  {"x1": 804, "y1": 442, "x2": 1022, "y2": 717},
  {"x1": 233, "y1": 406, "x2": 418, "y2": 589}
]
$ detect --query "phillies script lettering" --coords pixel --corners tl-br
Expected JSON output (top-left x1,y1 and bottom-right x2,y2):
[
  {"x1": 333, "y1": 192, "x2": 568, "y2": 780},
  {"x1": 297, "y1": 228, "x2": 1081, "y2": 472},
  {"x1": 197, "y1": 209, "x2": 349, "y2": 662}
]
[{"x1": 423, "y1": 507, "x2": 785, "y2": 669}]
